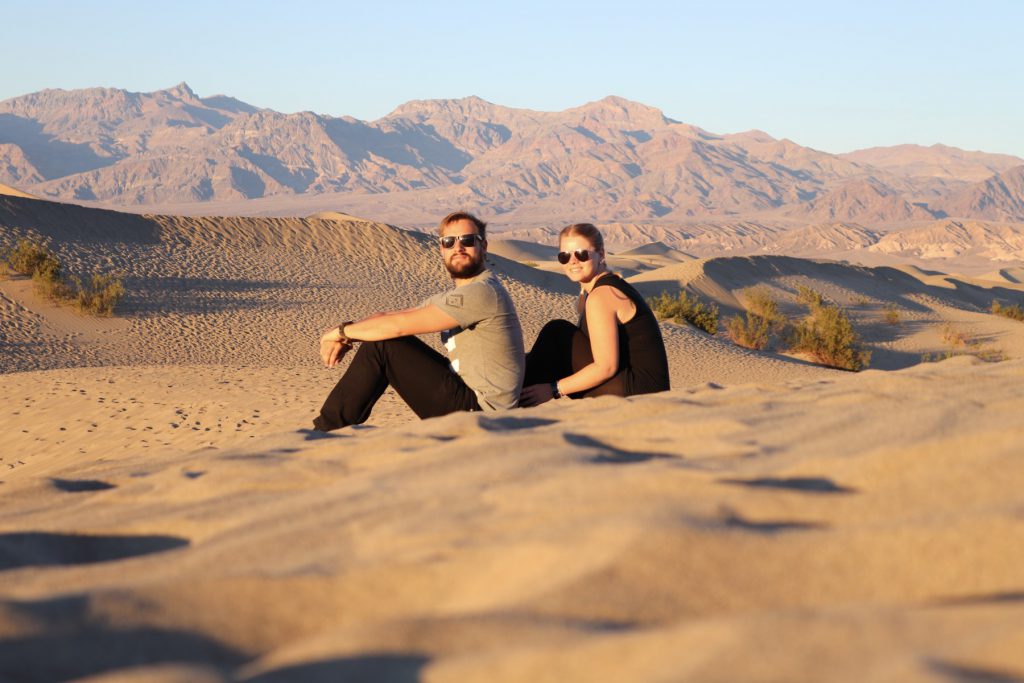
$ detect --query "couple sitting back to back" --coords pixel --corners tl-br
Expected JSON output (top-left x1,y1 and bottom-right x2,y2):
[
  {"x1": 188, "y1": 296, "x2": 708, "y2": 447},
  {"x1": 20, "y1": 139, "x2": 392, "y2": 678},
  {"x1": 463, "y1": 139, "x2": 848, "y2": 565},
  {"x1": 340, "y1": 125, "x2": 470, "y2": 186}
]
[{"x1": 313, "y1": 211, "x2": 669, "y2": 431}]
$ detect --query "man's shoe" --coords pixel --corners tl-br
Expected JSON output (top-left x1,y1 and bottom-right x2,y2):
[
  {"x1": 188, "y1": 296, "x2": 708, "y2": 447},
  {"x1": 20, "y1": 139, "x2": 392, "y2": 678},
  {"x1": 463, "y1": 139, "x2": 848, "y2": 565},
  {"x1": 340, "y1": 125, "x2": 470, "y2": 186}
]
[{"x1": 312, "y1": 415, "x2": 337, "y2": 432}]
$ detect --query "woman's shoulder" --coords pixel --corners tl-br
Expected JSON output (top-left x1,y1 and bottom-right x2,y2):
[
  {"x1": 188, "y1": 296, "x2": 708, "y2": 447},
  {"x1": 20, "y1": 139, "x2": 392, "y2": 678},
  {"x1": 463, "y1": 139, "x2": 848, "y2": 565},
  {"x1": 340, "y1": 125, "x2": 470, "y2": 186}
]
[
  {"x1": 585, "y1": 276, "x2": 634, "y2": 310},
  {"x1": 592, "y1": 273, "x2": 644, "y2": 299}
]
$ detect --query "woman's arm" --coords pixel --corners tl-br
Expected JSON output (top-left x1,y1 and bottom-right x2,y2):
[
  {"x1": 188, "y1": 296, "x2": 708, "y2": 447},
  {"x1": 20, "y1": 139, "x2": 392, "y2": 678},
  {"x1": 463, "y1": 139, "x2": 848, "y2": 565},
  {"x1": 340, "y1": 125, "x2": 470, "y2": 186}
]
[
  {"x1": 556, "y1": 287, "x2": 621, "y2": 394},
  {"x1": 520, "y1": 287, "x2": 625, "y2": 406}
]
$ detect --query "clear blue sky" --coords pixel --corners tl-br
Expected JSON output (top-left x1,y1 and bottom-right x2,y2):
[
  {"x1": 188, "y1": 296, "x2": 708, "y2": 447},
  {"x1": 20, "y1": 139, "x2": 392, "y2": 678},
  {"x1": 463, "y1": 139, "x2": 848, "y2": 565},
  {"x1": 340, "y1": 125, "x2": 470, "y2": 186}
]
[{"x1": 3, "y1": 0, "x2": 1022, "y2": 157}]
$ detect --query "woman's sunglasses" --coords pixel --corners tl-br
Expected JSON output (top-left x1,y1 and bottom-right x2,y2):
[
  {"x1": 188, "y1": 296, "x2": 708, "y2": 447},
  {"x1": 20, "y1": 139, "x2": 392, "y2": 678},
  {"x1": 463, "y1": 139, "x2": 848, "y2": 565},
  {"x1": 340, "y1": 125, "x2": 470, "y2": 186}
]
[
  {"x1": 557, "y1": 249, "x2": 591, "y2": 265},
  {"x1": 440, "y1": 234, "x2": 483, "y2": 249}
]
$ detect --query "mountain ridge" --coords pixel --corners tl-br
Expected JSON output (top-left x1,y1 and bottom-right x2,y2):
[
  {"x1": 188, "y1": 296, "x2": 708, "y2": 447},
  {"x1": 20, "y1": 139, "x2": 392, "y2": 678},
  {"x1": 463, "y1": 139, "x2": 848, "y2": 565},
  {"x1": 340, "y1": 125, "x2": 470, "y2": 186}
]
[{"x1": 2, "y1": 83, "x2": 1023, "y2": 225}]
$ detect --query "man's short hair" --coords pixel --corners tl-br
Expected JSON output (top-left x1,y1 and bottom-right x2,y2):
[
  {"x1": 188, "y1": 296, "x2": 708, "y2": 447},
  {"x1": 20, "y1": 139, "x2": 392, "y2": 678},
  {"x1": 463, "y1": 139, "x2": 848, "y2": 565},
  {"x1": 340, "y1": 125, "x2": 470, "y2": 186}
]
[{"x1": 439, "y1": 211, "x2": 487, "y2": 239}]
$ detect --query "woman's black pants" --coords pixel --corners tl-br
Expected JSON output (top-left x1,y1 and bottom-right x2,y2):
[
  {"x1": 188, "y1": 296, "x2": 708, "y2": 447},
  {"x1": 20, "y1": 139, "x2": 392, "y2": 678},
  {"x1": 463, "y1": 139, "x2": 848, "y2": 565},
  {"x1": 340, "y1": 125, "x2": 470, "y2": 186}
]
[{"x1": 524, "y1": 319, "x2": 626, "y2": 398}]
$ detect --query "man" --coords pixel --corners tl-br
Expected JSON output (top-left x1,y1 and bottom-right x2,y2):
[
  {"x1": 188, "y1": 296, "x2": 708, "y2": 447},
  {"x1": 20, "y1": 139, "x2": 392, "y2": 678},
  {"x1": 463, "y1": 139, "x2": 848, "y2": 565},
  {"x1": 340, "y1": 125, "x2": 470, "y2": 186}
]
[{"x1": 313, "y1": 211, "x2": 525, "y2": 431}]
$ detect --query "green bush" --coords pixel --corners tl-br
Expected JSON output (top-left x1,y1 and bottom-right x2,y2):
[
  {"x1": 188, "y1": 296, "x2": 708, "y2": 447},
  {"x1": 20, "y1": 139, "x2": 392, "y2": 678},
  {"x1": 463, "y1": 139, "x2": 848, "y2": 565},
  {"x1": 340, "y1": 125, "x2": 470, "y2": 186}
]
[
  {"x1": 787, "y1": 298, "x2": 870, "y2": 371},
  {"x1": 2, "y1": 236, "x2": 124, "y2": 315},
  {"x1": 883, "y1": 303, "x2": 901, "y2": 325},
  {"x1": 649, "y1": 290, "x2": 719, "y2": 335},
  {"x1": 33, "y1": 267, "x2": 73, "y2": 300},
  {"x1": 725, "y1": 286, "x2": 784, "y2": 350},
  {"x1": 74, "y1": 273, "x2": 125, "y2": 316},
  {"x1": 795, "y1": 284, "x2": 824, "y2": 308},
  {"x1": 5, "y1": 238, "x2": 61, "y2": 280},
  {"x1": 991, "y1": 300, "x2": 1024, "y2": 322}
]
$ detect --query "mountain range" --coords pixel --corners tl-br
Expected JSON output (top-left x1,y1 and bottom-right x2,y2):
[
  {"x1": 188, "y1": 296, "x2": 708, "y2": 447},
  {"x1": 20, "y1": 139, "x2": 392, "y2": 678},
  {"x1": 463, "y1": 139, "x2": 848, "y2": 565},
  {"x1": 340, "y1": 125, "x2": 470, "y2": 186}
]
[{"x1": 2, "y1": 83, "x2": 1023, "y2": 228}]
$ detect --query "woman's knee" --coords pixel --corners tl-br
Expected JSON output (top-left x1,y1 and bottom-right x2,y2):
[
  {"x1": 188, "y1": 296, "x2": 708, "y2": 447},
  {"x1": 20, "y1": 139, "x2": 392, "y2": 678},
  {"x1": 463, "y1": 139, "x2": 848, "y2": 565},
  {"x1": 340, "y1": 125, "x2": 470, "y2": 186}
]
[
  {"x1": 539, "y1": 319, "x2": 576, "y2": 335},
  {"x1": 533, "y1": 319, "x2": 576, "y2": 348}
]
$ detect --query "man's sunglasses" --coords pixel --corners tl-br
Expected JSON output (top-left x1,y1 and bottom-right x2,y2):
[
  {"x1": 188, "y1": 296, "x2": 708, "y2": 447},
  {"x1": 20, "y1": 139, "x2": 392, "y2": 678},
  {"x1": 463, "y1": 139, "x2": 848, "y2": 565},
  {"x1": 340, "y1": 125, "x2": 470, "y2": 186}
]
[
  {"x1": 557, "y1": 249, "x2": 592, "y2": 265},
  {"x1": 440, "y1": 234, "x2": 483, "y2": 249}
]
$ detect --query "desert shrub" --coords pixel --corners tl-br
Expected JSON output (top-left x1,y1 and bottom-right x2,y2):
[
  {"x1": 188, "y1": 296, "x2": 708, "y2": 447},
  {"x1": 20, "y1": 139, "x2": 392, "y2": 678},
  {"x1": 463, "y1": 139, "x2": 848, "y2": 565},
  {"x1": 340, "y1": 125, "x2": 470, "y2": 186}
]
[
  {"x1": 977, "y1": 347, "x2": 1006, "y2": 362},
  {"x1": 787, "y1": 298, "x2": 870, "y2": 371},
  {"x1": 649, "y1": 290, "x2": 719, "y2": 335},
  {"x1": 941, "y1": 323, "x2": 972, "y2": 348},
  {"x1": 522, "y1": 261, "x2": 539, "y2": 268},
  {"x1": 795, "y1": 284, "x2": 824, "y2": 308},
  {"x1": 928, "y1": 323, "x2": 1003, "y2": 362},
  {"x1": 991, "y1": 300, "x2": 1024, "y2": 322},
  {"x1": 725, "y1": 286, "x2": 784, "y2": 350},
  {"x1": 74, "y1": 273, "x2": 126, "y2": 316},
  {"x1": 1, "y1": 236, "x2": 125, "y2": 315},
  {"x1": 5, "y1": 237, "x2": 60, "y2": 279},
  {"x1": 726, "y1": 313, "x2": 771, "y2": 350},
  {"x1": 923, "y1": 323, "x2": 1004, "y2": 363},
  {"x1": 851, "y1": 295, "x2": 872, "y2": 306},
  {"x1": 883, "y1": 303, "x2": 901, "y2": 325},
  {"x1": 33, "y1": 266, "x2": 73, "y2": 300}
]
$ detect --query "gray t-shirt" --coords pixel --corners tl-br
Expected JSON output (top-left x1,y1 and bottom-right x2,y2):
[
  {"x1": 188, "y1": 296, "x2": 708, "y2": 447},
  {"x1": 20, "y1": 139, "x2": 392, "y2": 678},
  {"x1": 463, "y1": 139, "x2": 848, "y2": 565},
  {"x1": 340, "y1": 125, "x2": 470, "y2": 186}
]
[{"x1": 424, "y1": 269, "x2": 525, "y2": 411}]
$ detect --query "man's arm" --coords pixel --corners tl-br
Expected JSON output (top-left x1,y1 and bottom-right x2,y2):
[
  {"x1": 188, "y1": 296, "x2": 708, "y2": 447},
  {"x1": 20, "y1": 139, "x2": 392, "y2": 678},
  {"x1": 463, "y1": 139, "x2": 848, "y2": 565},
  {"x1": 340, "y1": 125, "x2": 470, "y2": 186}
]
[
  {"x1": 338, "y1": 305, "x2": 460, "y2": 341},
  {"x1": 319, "y1": 305, "x2": 460, "y2": 367}
]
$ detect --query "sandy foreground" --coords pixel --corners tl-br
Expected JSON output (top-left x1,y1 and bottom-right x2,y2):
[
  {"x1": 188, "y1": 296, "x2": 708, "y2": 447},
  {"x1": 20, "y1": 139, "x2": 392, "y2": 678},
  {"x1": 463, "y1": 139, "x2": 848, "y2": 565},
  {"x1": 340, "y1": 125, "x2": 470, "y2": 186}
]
[
  {"x1": 3, "y1": 194, "x2": 1024, "y2": 681},
  {"x1": 2, "y1": 359, "x2": 1024, "y2": 682}
]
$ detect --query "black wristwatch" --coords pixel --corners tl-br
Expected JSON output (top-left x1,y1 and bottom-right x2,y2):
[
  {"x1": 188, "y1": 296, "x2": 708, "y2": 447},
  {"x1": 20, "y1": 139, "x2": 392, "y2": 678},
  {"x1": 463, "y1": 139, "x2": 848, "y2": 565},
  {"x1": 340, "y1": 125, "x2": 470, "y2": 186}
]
[
  {"x1": 550, "y1": 381, "x2": 562, "y2": 399},
  {"x1": 338, "y1": 321, "x2": 355, "y2": 347}
]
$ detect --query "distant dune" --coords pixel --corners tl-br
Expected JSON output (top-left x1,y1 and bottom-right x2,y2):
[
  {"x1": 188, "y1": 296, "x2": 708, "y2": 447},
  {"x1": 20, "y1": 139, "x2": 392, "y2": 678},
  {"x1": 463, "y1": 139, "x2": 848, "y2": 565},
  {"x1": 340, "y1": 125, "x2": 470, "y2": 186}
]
[
  {"x1": 487, "y1": 237, "x2": 560, "y2": 263},
  {"x1": 0, "y1": 182, "x2": 38, "y2": 199}
]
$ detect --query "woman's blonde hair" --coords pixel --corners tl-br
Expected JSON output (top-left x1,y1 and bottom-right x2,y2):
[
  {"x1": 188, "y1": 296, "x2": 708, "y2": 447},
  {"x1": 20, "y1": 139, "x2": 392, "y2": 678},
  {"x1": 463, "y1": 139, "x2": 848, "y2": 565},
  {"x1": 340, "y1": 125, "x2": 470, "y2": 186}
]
[{"x1": 559, "y1": 223, "x2": 604, "y2": 253}]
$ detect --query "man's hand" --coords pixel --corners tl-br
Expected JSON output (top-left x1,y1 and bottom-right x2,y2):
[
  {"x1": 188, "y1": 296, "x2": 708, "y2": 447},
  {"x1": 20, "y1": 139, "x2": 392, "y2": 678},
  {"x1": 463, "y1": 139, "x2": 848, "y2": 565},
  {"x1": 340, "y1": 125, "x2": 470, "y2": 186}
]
[
  {"x1": 320, "y1": 326, "x2": 351, "y2": 367},
  {"x1": 519, "y1": 383, "x2": 554, "y2": 408}
]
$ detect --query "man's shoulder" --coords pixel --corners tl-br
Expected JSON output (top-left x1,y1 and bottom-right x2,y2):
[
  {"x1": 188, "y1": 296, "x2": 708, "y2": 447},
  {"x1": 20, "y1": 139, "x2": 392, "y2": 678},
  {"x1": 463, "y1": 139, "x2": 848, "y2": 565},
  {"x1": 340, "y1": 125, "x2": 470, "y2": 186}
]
[{"x1": 452, "y1": 275, "x2": 500, "y2": 306}]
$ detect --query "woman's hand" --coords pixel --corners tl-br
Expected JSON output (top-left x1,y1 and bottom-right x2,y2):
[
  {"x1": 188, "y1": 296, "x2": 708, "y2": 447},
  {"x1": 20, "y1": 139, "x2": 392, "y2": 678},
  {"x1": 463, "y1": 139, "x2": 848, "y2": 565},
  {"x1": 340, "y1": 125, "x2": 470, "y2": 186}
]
[{"x1": 520, "y1": 383, "x2": 554, "y2": 407}]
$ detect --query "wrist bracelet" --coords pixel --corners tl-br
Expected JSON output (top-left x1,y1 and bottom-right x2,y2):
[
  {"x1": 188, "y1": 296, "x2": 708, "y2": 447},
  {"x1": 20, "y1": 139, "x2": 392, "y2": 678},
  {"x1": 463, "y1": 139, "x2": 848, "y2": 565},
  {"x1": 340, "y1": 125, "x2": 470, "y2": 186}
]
[
  {"x1": 550, "y1": 381, "x2": 562, "y2": 399},
  {"x1": 338, "y1": 321, "x2": 355, "y2": 346}
]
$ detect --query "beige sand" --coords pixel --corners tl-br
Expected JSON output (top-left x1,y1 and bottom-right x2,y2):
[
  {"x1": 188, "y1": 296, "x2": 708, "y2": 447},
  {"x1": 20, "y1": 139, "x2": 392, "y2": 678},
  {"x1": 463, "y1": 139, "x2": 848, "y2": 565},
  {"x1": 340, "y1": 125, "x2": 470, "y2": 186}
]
[
  {"x1": 0, "y1": 182, "x2": 39, "y2": 200},
  {"x1": 3, "y1": 194, "x2": 1024, "y2": 681}
]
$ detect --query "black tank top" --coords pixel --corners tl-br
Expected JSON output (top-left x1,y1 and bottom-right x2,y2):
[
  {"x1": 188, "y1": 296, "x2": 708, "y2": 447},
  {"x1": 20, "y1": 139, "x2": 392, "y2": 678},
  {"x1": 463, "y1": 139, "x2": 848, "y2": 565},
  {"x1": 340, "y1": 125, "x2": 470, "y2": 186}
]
[{"x1": 579, "y1": 274, "x2": 670, "y2": 395}]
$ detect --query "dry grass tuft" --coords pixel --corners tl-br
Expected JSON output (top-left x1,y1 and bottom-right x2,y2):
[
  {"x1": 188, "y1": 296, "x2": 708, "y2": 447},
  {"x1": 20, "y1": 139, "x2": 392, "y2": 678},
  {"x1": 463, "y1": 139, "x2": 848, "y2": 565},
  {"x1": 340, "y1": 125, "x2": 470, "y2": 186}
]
[
  {"x1": 923, "y1": 323, "x2": 1005, "y2": 363},
  {"x1": 991, "y1": 300, "x2": 1024, "y2": 322}
]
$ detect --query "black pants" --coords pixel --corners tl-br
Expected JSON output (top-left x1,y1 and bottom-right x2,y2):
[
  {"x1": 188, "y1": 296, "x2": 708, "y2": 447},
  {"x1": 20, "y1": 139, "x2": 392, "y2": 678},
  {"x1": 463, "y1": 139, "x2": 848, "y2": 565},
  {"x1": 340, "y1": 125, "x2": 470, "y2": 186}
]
[
  {"x1": 314, "y1": 336, "x2": 481, "y2": 431},
  {"x1": 524, "y1": 320, "x2": 626, "y2": 398}
]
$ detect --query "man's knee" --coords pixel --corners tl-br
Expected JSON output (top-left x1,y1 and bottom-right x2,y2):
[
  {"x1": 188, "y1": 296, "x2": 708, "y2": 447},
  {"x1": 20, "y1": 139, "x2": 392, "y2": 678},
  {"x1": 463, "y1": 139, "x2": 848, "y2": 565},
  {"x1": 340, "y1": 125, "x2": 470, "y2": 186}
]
[
  {"x1": 356, "y1": 337, "x2": 408, "y2": 360},
  {"x1": 370, "y1": 336, "x2": 421, "y2": 359}
]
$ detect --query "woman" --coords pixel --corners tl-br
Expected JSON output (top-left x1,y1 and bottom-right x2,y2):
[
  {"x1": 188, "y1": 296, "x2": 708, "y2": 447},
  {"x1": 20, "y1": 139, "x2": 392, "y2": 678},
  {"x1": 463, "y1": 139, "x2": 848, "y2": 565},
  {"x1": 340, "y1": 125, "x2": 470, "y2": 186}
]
[{"x1": 520, "y1": 223, "x2": 670, "y2": 406}]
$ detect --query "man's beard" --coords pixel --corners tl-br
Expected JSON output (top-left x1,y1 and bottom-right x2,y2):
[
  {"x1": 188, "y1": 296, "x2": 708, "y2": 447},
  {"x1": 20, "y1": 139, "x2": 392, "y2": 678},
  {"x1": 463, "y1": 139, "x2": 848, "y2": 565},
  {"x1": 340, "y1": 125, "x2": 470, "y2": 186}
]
[{"x1": 445, "y1": 253, "x2": 485, "y2": 279}]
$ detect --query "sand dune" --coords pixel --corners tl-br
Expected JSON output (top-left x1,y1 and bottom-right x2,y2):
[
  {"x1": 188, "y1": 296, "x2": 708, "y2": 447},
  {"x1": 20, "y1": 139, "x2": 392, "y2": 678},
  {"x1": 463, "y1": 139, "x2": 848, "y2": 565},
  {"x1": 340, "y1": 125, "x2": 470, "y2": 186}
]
[
  {"x1": 487, "y1": 237, "x2": 560, "y2": 263},
  {"x1": 978, "y1": 266, "x2": 1024, "y2": 284},
  {"x1": 4, "y1": 194, "x2": 1024, "y2": 681},
  {"x1": 492, "y1": 238, "x2": 696, "y2": 279},
  {"x1": 618, "y1": 240, "x2": 695, "y2": 261},
  {"x1": 0, "y1": 182, "x2": 39, "y2": 199},
  {"x1": 2, "y1": 357, "x2": 1023, "y2": 682}
]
